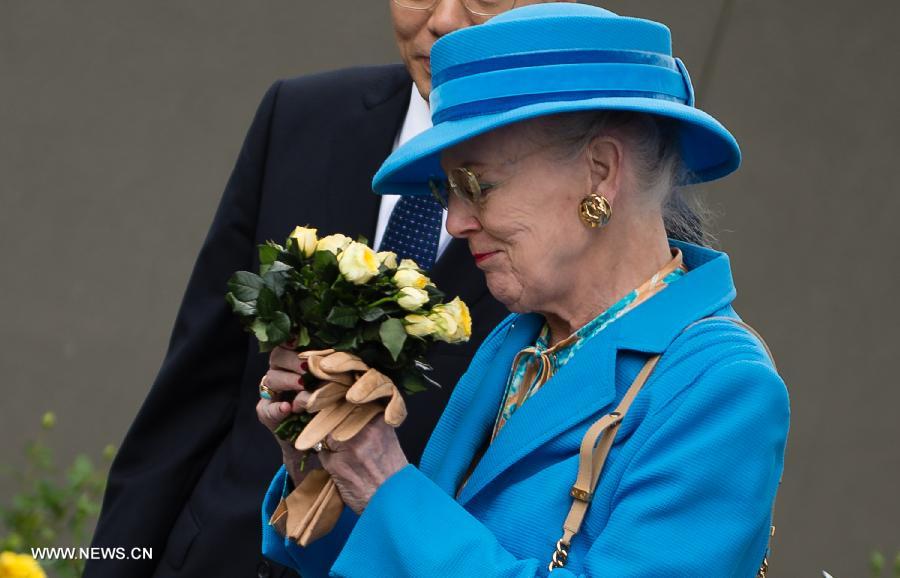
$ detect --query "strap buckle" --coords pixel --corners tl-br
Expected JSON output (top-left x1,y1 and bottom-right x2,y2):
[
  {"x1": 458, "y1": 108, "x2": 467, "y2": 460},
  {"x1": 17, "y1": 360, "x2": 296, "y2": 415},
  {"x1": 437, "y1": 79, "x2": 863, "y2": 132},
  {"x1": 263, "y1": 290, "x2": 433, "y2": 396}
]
[{"x1": 570, "y1": 486, "x2": 592, "y2": 502}]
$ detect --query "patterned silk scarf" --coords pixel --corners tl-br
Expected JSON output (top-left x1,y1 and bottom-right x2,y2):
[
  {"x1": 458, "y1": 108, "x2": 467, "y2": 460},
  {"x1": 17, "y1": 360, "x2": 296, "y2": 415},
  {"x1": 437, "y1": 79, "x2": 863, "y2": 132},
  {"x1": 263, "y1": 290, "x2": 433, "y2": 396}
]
[{"x1": 490, "y1": 248, "x2": 687, "y2": 441}]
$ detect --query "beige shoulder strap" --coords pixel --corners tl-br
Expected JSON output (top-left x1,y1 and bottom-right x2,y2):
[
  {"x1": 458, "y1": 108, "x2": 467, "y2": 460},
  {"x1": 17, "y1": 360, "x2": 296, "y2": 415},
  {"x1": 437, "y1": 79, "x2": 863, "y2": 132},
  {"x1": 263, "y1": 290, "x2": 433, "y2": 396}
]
[
  {"x1": 548, "y1": 317, "x2": 780, "y2": 576},
  {"x1": 548, "y1": 353, "x2": 660, "y2": 571}
]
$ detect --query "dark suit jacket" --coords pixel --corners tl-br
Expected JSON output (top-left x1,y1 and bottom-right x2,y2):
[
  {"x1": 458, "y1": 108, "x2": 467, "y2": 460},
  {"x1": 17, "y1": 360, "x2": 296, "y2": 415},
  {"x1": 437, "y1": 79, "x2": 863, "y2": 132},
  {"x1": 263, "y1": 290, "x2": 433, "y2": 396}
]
[{"x1": 85, "y1": 65, "x2": 508, "y2": 578}]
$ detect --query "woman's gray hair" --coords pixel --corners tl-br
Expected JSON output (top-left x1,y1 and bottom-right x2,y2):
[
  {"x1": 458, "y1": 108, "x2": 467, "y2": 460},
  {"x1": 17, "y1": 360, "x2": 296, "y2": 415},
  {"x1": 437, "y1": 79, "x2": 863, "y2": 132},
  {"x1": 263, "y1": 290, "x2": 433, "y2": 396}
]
[{"x1": 531, "y1": 111, "x2": 715, "y2": 247}]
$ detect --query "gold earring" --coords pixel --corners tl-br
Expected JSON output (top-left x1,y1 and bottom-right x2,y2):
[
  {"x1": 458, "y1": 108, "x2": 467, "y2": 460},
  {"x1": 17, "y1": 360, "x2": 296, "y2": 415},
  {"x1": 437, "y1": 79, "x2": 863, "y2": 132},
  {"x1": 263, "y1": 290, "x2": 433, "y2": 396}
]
[{"x1": 579, "y1": 194, "x2": 612, "y2": 228}]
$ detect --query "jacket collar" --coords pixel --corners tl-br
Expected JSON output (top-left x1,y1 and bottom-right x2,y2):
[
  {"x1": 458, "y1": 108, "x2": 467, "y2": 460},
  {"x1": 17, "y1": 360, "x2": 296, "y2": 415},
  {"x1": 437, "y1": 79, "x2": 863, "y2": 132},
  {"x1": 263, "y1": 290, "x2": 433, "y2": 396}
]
[
  {"x1": 611, "y1": 239, "x2": 737, "y2": 354},
  {"x1": 432, "y1": 241, "x2": 737, "y2": 504}
]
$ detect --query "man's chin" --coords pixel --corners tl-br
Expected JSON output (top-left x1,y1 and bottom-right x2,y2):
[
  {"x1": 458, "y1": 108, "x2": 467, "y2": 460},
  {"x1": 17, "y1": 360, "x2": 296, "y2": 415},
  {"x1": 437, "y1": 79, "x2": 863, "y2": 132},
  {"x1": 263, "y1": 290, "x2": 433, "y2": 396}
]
[{"x1": 408, "y1": 67, "x2": 431, "y2": 101}]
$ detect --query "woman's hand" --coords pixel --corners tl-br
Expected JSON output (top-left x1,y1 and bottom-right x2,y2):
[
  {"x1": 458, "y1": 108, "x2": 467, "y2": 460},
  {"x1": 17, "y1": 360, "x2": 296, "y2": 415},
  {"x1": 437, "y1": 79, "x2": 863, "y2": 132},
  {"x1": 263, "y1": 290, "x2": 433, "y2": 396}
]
[
  {"x1": 318, "y1": 416, "x2": 409, "y2": 515},
  {"x1": 256, "y1": 342, "x2": 318, "y2": 484}
]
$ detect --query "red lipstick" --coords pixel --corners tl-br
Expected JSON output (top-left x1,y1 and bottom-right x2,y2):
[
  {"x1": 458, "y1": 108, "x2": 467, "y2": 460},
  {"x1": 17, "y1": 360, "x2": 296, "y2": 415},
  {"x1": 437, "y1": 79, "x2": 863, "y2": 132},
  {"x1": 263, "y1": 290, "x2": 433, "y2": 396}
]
[{"x1": 473, "y1": 251, "x2": 499, "y2": 264}]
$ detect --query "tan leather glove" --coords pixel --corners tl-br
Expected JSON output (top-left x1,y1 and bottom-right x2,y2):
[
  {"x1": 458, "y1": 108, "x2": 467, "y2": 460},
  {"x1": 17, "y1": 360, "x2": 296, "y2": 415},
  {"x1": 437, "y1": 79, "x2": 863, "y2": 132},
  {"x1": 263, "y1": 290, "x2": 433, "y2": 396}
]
[{"x1": 268, "y1": 349, "x2": 407, "y2": 546}]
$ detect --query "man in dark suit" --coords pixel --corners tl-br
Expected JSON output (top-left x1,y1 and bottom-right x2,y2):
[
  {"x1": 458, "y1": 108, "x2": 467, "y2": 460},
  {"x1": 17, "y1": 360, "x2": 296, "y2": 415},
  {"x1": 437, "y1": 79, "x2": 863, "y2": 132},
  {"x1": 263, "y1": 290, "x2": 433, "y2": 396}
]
[{"x1": 86, "y1": 2, "x2": 564, "y2": 577}]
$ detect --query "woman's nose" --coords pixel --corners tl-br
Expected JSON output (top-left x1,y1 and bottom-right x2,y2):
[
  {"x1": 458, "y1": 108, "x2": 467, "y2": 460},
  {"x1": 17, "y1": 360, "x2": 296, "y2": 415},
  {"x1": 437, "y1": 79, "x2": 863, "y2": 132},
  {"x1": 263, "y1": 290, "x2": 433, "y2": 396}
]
[
  {"x1": 427, "y1": 0, "x2": 479, "y2": 39},
  {"x1": 445, "y1": 195, "x2": 482, "y2": 239}
]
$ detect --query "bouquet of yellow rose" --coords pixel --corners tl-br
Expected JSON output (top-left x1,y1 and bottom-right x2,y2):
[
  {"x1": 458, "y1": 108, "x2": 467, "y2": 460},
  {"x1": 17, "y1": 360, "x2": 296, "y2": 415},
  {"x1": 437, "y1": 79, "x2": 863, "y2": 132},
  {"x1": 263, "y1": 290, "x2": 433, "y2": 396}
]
[{"x1": 225, "y1": 226, "x2": 471, "y2": 442}]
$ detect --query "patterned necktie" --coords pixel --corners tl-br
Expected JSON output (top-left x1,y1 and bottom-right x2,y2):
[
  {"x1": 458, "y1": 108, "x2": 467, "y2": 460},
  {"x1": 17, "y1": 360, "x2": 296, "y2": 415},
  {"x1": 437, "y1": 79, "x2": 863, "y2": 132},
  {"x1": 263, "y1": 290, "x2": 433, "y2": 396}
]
[{"x1": 379, "y1": 195, "x2": 444, "y2": 270}]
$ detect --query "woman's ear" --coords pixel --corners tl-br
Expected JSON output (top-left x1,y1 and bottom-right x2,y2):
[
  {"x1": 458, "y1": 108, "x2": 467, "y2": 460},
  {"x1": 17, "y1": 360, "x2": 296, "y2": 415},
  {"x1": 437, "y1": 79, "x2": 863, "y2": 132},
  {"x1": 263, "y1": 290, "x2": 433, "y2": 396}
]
[{"x1": 586, "y1": 135, "x2": 623, "y2": 204}]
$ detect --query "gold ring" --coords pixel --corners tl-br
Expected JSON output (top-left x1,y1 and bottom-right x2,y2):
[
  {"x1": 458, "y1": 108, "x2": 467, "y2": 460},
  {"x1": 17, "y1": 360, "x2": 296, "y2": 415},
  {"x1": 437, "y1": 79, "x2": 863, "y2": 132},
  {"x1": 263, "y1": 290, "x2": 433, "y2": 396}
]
[
  {"x1": 259, "y1": 376, "x2": 280, "y2": 402},
  {"x1": 312, "y1": 440, "x2": 331, "y2": 453}
]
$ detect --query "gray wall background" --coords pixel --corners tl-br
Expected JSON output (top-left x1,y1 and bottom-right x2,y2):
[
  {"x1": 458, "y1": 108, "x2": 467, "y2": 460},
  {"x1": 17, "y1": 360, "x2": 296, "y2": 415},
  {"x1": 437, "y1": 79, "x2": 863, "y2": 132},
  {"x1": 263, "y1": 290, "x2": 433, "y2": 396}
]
[{"x1": 1, "y1": 1, "x2": 898, "y2": 576}]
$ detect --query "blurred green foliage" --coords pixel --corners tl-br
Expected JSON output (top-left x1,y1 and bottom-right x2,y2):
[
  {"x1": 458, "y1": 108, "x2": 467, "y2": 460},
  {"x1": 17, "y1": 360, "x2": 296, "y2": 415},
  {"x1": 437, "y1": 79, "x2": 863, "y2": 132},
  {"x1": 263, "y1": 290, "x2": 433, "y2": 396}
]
[
  {"x1": 0, "y1": 412, "x2": 114, "y2": 578},
  {"x1": 869, "y1": 549, "x2": 900, "y2": 578}
]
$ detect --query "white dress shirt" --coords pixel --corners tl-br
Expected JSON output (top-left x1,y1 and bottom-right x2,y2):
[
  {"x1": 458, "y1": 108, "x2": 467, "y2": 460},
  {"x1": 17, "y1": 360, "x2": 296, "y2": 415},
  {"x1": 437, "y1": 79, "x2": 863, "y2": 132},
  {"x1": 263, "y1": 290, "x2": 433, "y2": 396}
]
[{"x1": 372, "y1": 85, "x2": 453, "y2": 258}]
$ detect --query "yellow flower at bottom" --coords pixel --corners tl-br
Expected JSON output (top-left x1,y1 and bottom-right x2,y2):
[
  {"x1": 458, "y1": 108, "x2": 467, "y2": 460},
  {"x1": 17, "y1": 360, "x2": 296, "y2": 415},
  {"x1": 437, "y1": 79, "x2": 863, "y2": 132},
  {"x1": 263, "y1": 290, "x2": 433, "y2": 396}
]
[
  {"x1": 0, "y1": 552, "x2": 46, "y2": 578},
  {"x1": 404, "y1": 314, "x2": 438, "y2": 337},
  {"x1": 430, "y1": 297, "x2": 471, "y2": 343}
]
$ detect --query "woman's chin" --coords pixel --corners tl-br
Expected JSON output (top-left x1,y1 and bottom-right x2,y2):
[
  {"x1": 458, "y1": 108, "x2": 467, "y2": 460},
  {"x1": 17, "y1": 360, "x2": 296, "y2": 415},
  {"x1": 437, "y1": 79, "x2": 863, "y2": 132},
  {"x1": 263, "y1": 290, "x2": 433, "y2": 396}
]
[{"x1": 485, "y1": 275, "x2": 525, "y2": 312}]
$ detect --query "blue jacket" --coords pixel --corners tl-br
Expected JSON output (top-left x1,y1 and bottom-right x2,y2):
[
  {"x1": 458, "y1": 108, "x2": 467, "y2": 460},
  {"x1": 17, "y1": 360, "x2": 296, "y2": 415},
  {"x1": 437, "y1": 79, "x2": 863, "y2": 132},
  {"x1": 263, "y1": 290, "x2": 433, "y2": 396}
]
[{"x1": 261, "y1": 241, "x2": 790, "y2": 577}]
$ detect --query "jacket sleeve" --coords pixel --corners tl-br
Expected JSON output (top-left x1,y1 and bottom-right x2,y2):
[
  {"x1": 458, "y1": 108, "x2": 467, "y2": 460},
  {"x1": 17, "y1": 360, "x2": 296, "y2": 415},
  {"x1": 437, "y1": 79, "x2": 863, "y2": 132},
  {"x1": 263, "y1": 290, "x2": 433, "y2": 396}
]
[
  {"x1": 85, "y1": 80, "x2": 283, "y2": 578},
  {"x1": 261, "y1": 465, "x2": 359, "y2": 577},
  {"x1": 582, "y1": 358, "x2": 790, "y2": 577},
  {"x1": 326, "y1": 358, "x2": 788, "y2": 578}
]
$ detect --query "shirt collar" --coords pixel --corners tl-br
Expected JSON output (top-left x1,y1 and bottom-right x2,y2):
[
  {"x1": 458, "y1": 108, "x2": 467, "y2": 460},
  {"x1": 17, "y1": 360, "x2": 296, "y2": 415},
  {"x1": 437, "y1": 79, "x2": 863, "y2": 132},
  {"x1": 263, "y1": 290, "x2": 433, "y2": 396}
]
[{"x1": 393, "y1": 83, "x2": 432, "y2": 150}]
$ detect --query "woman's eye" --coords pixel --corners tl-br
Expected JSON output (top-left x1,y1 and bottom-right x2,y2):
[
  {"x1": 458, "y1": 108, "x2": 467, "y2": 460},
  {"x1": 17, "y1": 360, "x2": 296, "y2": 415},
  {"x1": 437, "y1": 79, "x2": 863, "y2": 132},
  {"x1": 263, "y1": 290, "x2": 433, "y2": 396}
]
[{"x1": 476, "y1": 182, "x2": 498, "y2": 201}]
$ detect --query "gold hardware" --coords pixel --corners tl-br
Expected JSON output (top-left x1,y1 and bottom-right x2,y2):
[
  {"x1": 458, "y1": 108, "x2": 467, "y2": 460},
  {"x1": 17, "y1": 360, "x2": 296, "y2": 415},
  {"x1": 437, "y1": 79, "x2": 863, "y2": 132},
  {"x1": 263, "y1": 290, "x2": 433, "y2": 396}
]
[
  {"x1": 570, "y1": 487, "x2": 592, "y2": 502},
  {"x1": 756, "y1": 556, "x2": 769, "y2": 577},
  {"x1": 578, "y1": 193, "x2": 612, "y2": 228},
  {"x1": 548, "y1": 539, "x2": 570, "y2": 571}
]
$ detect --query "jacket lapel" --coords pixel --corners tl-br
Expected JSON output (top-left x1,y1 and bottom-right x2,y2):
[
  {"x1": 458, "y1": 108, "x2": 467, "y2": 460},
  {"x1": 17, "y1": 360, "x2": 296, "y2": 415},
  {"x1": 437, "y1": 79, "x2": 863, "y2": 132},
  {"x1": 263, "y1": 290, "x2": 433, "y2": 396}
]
[
  {"x1": 457, "y1": 321, "x2": 621, "y2": 505},
  {"x1": 420, "y1": 313, "x2": 543, "y2": 495},
  {"x1": 320, "y1": 68, "x2": 411, "y2": 241},
  {"x1": 455, "y1": 241, "x2": 739, "y2": 505}
]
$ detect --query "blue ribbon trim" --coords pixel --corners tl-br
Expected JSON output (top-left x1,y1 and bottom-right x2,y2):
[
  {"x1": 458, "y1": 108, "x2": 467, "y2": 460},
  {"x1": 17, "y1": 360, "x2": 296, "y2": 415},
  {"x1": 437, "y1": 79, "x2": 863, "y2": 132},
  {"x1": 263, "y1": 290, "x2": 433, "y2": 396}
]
[
  {"x1": 432, "y1": 91, "x2": 685, "y2": 124},
  {"x1": 432, "y1": 49, "x2": 678, "y2": 88}
]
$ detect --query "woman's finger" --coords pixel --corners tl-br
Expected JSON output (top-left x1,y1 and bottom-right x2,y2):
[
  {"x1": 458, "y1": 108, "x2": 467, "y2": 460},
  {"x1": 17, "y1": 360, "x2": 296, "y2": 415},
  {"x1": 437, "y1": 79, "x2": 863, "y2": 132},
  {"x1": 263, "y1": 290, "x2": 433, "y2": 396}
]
[
  {"x1": 269, "y1": 344, "x2": 308, "y2": 373},
  {"x1": 256, "y1": 398, "x2": 292, "y2": 431},
  {"x1": 291, "y1": 391, "x2": 312, "y2": 413},
  {"x1": 264, "y1": 368, "x2": 309, "y2": 392}
]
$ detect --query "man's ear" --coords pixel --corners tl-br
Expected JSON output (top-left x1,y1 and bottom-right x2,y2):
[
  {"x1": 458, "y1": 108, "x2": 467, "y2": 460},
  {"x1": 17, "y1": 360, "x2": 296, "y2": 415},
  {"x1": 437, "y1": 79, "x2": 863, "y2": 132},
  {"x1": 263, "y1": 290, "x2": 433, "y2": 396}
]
[{"x1": 586, "y1": 135, "x2": 623, "y2": 205}]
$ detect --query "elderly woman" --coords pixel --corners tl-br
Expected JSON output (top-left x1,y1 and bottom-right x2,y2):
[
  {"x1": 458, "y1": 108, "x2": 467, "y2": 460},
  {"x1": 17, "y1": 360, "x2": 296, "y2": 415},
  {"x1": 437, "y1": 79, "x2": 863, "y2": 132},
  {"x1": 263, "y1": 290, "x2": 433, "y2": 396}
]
[{"x1": 257, "y1": 4, "x2": 789, "y2": 577}]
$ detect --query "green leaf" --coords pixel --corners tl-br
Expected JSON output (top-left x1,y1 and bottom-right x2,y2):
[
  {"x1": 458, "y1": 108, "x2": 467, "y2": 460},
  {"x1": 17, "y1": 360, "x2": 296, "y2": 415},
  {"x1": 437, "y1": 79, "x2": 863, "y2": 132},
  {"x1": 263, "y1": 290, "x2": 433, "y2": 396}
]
[
  {"x1": 871, "y1": 551, "x2": 886, "y2": 577},
  {"x1": 296, "y1": 325, "x2": 311, "y2": 347},
  {"x1": 401, "y1": 372, "x2": 428, "y2": 394},
  {"x1": 250, "y1": 319, "x2": 269, "y2": 343},
  {"x1": 258, "y1": 244, "x2": 280, "y2": 267},
  {"x1": 225, "y1": 292, "x2": 255, "y2": 317},
  {"x1": 227, "y1": 271, "x2": 264, "y2": 302},
  {"x1": 312, "y1": 250, "x2": 339, "y2": 278},
  {"x1": 67, "y1": 455, "x2": 95, "y2": 487},
  {"x1": 316, "y1": 327, "x2": 341, "y2": 345},
  {"x1": 360, "y1": 307, "x2": 386, "y2": 322},
  {"x1": 361, "y1": 324, "x2": 381, "y2": 342},
  {"x1": 334, "y1": 331, "x2": 359, "y2": 351},
  {"x1": 326, "y1": 306, "x2": 358, "y2": 328},
  {"x1": 266, "y1": 311, "x2": 292, "y2": 343},
  {"x1": 263, "y1": 262, "x2": 292, "y2": 297},
  {"x1": 379, "y1": 318, "x2": 407, "y2": 361},
  {"x1": 256, "y1": 286, "x2": 280, "y2": 317},
  {"x1": 274, "y1": 413, "x2": 312, "y2": 443}
]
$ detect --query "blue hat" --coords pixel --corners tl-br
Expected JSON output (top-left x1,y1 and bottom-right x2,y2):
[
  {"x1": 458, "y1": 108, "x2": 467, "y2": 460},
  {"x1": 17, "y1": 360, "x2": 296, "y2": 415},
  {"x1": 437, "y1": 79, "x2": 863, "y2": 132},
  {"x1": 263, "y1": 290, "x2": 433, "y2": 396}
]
[{"x1": 373, "y1": 3, "x2": 740, "y2": 195}]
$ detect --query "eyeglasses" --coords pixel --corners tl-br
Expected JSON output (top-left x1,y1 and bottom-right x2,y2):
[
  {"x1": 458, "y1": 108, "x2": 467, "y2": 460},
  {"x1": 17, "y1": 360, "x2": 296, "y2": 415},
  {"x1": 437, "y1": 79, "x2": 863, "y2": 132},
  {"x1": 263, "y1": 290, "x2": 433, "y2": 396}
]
[
  {"x1": 393, "y1": 0, "x2": 517, "y2": 18},
  {"x1": 429, "y1": 167, "x2": 492, "y2": 209}
]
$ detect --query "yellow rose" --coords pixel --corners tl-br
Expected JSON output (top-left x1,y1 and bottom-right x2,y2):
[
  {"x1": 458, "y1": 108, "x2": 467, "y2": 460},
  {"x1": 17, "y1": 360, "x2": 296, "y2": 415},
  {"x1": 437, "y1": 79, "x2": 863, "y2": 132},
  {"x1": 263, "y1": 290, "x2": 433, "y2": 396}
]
[
  {"x1": 376, "y1": 251, "x2": 398, "y2": 270},
  {"x1": 288, "y1": 226, "x2": 318, "y2": 257},
  {"x1": 428, "y1": 308, "x2": 458, "y2": 342},
  {"x1": 429, "y1": 297, "x2": 471, "y2": 342},
  {"x1": 337, "y1": 241, "x2": 379, "y2": 285},
  {"x1": 316, "y1": 233, "x2": 352, "y2": 255},
  {"x1": 0, "y1": 552, "x2": 47, "y2": 578},
  {"x1": 392, "y1": 268, "x2": 430, "y2": 289},
  {"x1": 398, "y1": 258, "x2": 420, "y2": 270},
  {"x1": 445, "y1": 297, "x2": 472, "y2": 341},
  {"x1": 397, "y1": 287, "x2": 430, "y2": 311},
  {"x1": 404, "y1": 314, "x2": 438, "y2": 337}
]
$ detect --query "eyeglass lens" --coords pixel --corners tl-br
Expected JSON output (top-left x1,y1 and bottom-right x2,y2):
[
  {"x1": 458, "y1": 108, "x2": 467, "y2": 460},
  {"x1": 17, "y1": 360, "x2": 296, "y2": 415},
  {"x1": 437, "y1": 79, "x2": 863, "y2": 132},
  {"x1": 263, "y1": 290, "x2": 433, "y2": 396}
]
[{"x1": 393, "y1": 0, "x2": 516, "y2": 17}]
